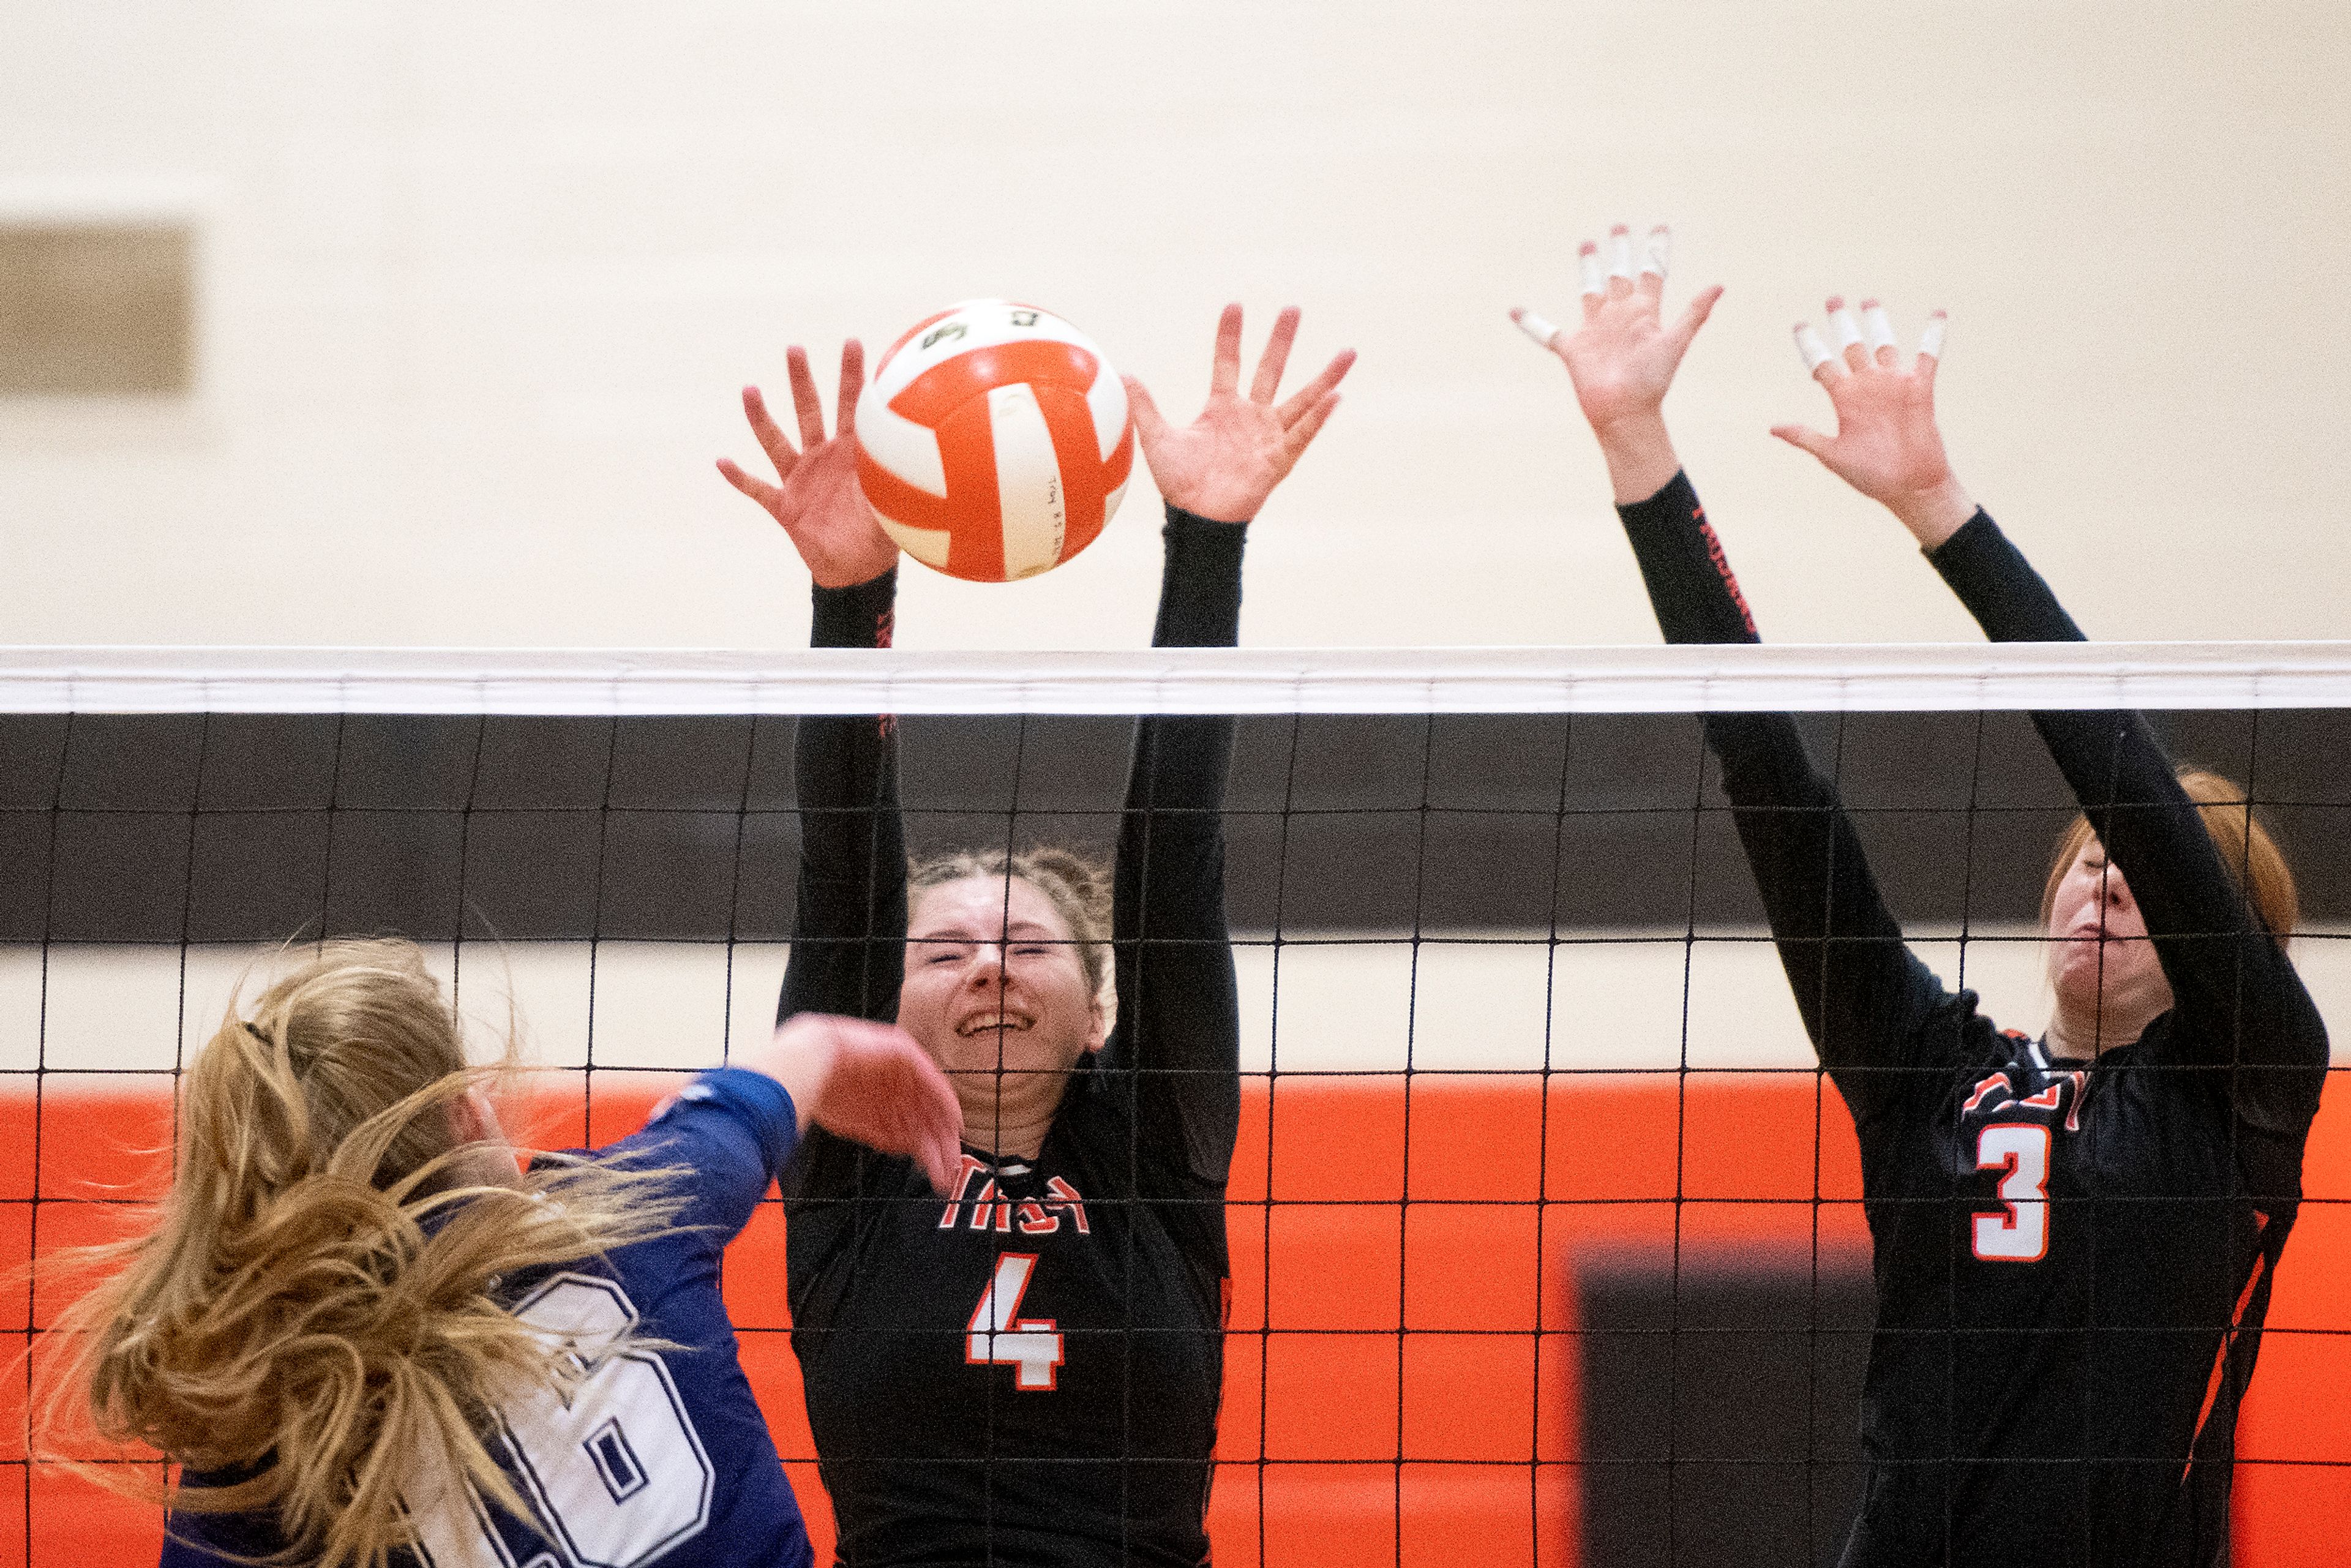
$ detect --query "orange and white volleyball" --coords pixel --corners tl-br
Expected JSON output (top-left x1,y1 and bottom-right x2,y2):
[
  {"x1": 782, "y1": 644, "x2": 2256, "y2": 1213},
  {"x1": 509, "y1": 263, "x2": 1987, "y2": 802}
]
[{"x1": 855, "y1": 300, "x2": 1134, "y2": 582}]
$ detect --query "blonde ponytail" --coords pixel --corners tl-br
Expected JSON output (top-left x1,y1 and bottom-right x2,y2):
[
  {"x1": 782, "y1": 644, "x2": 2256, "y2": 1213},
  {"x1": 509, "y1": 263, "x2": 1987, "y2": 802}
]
[{"x1": 40, "y1": 940, "x2": 687, "y2": 1568}]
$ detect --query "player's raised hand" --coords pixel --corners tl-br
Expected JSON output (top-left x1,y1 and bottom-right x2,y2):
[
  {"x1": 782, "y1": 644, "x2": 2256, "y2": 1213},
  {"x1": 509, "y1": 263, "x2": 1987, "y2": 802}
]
[
  {"x1": 718, "y1": 340, "x2": 901, "y2": 588},
  {"x1": 1515, "y1": 224, "x2": 1722, "y2": 434},
  {"x1": 1123, "y1": 304, "x2": 1355, "y2": 524},
  {"x1": 749, "y1": 1013, "x2": 966, "y2": 1195},
  {"x1": 1772, "y1": 299, "x2": 1976, "y2": 549},
  {"x1": 1514, "y1": 224, "x2": 1720, "y2": 503}
]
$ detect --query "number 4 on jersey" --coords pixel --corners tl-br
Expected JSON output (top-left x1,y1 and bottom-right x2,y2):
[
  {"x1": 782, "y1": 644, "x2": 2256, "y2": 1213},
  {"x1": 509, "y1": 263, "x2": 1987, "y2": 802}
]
[{"x1": 967, "y1": 1253, "x2": 1063, "y2": 1390}]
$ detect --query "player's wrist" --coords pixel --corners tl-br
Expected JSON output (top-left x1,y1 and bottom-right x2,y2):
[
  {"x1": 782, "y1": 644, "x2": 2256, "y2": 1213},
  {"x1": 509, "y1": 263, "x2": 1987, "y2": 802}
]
[{"x1": 1591, "y1": 410, "x2": 1681, "y2": 506}]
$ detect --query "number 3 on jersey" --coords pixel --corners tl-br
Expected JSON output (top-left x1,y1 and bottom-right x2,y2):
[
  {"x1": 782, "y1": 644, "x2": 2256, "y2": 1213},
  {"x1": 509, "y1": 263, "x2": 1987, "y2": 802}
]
[
  {"x1": 967, "y1": 1252, "x2": 1063, "y2": 1390},
  {"x1": 1973, "y1": 1123, "x2": 2051, "y2": 1262}
]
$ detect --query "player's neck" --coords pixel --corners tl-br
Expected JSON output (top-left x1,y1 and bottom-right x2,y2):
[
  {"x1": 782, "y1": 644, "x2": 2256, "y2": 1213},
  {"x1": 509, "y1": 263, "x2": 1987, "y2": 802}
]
[
  {"x1": 2044, "y1": 992, "x2": 2164, "y2": 1063},
  {"x1": 951, "y1": 1073, "x2": 1069, "y2": 1161}
]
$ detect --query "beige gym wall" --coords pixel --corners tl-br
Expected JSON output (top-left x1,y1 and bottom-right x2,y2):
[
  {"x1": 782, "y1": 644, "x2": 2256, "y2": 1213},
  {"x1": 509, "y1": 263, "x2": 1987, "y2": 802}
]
[{"x1": 2, "y1": 1, "x2": 2347, "y2": 652}]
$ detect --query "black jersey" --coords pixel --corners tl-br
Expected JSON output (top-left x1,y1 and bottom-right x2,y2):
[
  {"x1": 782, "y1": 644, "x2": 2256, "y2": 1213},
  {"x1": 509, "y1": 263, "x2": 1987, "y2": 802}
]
[
  {"x1": 776, "y1": 509, "x2": 1245, "y2": 1568},
  {"x1": 1614, "y1": 475, "x2": 2328, "y2": 1568}
]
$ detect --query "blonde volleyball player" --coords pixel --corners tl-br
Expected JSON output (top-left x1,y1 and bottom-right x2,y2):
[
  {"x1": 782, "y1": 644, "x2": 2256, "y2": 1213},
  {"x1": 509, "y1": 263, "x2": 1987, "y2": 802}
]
[
  {"x1": 1515, "y1": 226, "x2": 2325, "y2": 1567},
  {"x1": 48, "y1": 940, "x2": 962, "y2": 1567},
  {"x1": 719, "y1": 306, "x2": 1351, "y2": 1567}
]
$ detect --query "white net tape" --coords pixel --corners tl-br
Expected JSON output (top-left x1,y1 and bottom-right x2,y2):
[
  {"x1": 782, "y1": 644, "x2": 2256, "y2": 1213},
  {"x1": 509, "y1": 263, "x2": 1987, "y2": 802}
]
[{"x1": 8, "y1": 640, "x2": 2351, "y2": 715}]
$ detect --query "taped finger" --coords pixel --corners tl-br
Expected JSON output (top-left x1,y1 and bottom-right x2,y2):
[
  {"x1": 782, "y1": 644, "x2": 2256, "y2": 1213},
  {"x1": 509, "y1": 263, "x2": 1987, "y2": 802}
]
[
  {"x1": 1578, "y1": 241, "x2": 1605, "y2": 300},
  {"x1": 1828, "y1": 297, "x2": 1865, "y2": 357},
  {"x1": 1641, "y1": 225, "x2": 1670, "y2": 280},
  {"x1": 1511, "y1": 307, "x2": 1562, "y2": 350},
  {"x1": 1918, "y1": 310, "x2": 1948, "y2": 361},
  {"x1": 1794, "y1": 323, "x2": 1845, "y2": 378},
  {"x1": 1862, "y1": 300, "x2": 1897, "y2": 358},
  {"x1": 1608, "y1": 224, "x2": 1635, "y2": 282}
]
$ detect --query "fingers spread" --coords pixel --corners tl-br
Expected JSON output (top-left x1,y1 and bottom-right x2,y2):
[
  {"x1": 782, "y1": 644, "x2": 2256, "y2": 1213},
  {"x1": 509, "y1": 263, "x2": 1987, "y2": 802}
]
[
  {"x1": 1209, "y1": 302, "x2": 1244, "y2": 396},
  {"x1": 836, "y1": 338, "x2": 866, "y2": 432},
  {"x1": 1277, "y1": 348, "x2": 1355, "y2": 426},
  {"x1": 786, "y1": 346, "x2": 827, "y2": 449},
  {"x1": 1793, "y1": 323, "x2": 1845, "y2": 381},
  {"x1": 716, "y1": 457, "x2": 783, "y2": 512},
  {"x1": 1578, "y1": 241, "x2": 1605, "y2": 317},
  {"x1": 1862, "y1": 300, "x2": 1898, "y2": 367},
  {"x1": 1828, "y1": 298, "x2": 1869, "y2": 371},
  {"x1": 1510, "y1": 306, "x2": 1562, "y2": 352},
  {"x1": 1637, "y1": 224, "x2": 1670, "y2": 298},
  {"x1": 1281, "y1": 391, "x2": 1341, "y2": 460},
  {"x1": 742, "y1": 384, "x2": 799, "y2": 474},
  {"x1": 1250, "y1": 305, "x2": 1302, "y2": 403},
  {"x1": 1607, "y1": 224, "x2": 1636, "y2": 299},
  {"x1": 1666, "y1": 283, "x2": 1723, "y2": 358},
  {"x1": 1122, "y1": 375, "x2": 1171, "y2": 448}
]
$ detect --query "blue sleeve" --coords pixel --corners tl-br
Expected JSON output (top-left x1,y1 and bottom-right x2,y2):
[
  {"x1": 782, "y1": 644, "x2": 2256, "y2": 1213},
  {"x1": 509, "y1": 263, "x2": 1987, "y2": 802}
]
[
  {"x1": 1103, "y1": 506, "x2": 1243, "y2": 1188},
  {"x1": 1927, "y1": 511, "x2": 2328, "y2": 1139},
  {"x1": 1616, "y1": 473, "x2": 1960, "y2": 1127},
  {"x1": 604, "y1": 1067, "x2": 802, "y2": 1245}
]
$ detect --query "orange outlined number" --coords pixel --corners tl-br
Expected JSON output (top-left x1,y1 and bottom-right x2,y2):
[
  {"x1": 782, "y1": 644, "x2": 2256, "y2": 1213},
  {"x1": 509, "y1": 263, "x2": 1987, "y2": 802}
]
[
  {"x1": 1973, "y1": 1123, "x2": 2051, "y2": 1262},
  {"x1": 966, "y1": 1252, "x2": 1063, "y2": 1390}
]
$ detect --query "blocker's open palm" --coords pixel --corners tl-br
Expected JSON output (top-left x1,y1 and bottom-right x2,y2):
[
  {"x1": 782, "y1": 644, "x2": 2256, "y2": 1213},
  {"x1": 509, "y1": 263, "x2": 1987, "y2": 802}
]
[
  {"x1": 1515, "y1": 225, "x2": 1721, "y2": 437},
  {"x1": 1773, "y1": 299, "x2": 1974, "y2": 549},
  {"x1": 718, "y1": 341, "x2": 900, "y2": 589},
  {"x1": 1125, "y1": 304, "x2": 1354, "y2": 523}
]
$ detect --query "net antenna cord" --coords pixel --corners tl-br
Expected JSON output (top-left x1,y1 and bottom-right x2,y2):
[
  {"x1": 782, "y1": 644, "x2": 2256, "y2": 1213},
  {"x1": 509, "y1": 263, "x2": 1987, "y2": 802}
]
[{"x1": 6, "y1": 642, "x2": 2351, "y2": 716}]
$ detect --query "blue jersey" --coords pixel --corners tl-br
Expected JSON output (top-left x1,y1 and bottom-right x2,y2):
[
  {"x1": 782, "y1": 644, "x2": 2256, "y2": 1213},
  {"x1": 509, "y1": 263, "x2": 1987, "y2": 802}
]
[{"x1": 161, "y1": 1068, "x2": 816, "y2": 1568}]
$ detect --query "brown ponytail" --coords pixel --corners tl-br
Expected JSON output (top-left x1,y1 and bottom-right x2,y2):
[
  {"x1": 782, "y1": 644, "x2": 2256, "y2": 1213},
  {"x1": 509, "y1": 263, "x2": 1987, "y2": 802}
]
[{"x1": 39, "y1": 940, "x2": 686, "y2": 1568}]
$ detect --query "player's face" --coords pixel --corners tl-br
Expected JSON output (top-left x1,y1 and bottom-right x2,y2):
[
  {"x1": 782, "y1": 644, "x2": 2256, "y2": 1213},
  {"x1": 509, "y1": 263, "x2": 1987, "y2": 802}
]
[
  {"x1": 2044, "y1": 838, "x2": 2174, "y2": 1033},
  {"x1": 899, "y1": 875, "x2": 1107, "y2": 1089}
]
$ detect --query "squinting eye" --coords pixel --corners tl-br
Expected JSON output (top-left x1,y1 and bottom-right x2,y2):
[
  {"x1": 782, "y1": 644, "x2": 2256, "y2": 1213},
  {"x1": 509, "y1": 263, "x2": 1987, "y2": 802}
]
[{"x1": 1011, "y1": 945, "x2": 1051, "y2": 959}]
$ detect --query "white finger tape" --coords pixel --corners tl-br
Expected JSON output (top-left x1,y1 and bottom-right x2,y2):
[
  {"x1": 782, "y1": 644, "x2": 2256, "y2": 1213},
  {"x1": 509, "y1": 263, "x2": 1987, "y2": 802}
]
[
  {"x1": 1513, "y1": 310, "x2": 1561, "y2": 350},
  {"x1": 1863, "y1": 302, "x2": 1896, "y2": 353},
  {"x1": 1609, "y1": 227, "x2": 1635, "y2": 280},
  {"x1": 1641, "y1": 226, "x2": 1670, "y2": 279},
  {"x1": 1830, "y1": 304, "x2": 1865, "y2": 353},
  {"x1": 1794, "y1": 323, "x2": 1840, "y2": 375},
  {"x1": 1918, "y1": 312, "x2": 1948, "y2": 359},
  {"x1": 1579, "y1": 246, "x2": 1605, "y2": 298}
]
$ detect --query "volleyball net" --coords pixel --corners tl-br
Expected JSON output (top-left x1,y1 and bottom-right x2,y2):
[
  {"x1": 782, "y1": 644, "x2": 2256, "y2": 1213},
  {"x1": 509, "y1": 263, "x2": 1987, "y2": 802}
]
[{"x1": 4, "y1": 643, "x2": 2349, "y2": 1567}]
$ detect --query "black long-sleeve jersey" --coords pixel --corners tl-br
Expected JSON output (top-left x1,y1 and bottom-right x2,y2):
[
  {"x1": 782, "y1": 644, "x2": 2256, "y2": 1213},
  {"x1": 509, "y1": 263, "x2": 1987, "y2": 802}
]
[
  {"x1": 776, "y1": 508, "x2": 1245, "y2": 1568},
  {"x1": 1615, "y1": 473, "x2": 2328, "y2": 1568}
]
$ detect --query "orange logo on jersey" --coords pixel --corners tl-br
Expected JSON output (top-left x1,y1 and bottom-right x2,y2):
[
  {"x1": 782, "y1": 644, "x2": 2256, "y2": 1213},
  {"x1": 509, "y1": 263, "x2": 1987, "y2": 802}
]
[{"x1": 938, "y1": 1155, "x2": 1090, "y2": 1236}]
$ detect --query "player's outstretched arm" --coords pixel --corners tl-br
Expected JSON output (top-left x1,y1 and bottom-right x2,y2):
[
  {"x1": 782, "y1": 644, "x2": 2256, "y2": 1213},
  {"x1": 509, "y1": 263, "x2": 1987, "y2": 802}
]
[
  {"x1": 1786, "y1": 303, "x2": 2326, "y2": 1095},
  {"x1": 738, "y1": 1013, "x2": 966, "y2": 1196},
  {"x1": 1514, "y1": 222, "x2": 1720, "y2": 505},
  {"x1": 721, "y1": 342, "x2": 909, "y2": 1029},
  {"x1": 1109, "y1": 304, "x2": 1352, "y2": 1188},
  {"x1": 1517, "y1": 231, "x2": 1941, "y2": 1114}
]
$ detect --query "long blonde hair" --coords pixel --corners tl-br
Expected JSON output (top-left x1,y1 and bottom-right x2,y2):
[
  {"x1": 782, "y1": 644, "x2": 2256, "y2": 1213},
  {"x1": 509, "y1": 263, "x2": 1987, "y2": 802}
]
[{"x1": 39, "y1": 940, "x2": 685, "y2": 1568}]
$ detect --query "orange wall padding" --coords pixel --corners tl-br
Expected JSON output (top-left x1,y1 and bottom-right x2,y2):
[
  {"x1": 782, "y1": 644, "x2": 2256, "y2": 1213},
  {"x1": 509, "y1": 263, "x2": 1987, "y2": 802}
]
[{"x1": 4, "y1": 1071, "x2": 2344, "y2": 1567}]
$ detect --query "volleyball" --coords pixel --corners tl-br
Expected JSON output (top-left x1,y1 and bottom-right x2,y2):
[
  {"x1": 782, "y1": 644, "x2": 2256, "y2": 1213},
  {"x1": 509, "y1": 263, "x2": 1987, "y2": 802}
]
[{"x1": 855, "y1": 299, "x2": 1135, "y2": 582}]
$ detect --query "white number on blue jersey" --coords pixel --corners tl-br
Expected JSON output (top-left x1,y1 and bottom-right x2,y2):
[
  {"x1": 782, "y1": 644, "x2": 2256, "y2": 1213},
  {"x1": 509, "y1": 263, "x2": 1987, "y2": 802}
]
[
  {"x1": 405, "y1": 1274, "x2": 714, "y2": 1567},
  {"x1": 966, "y1": 1252, "x2": 1063, "y2": 1390},
  {"x1": 1972, "y1": 1123, "x2": 2051, "y2": 1262}
]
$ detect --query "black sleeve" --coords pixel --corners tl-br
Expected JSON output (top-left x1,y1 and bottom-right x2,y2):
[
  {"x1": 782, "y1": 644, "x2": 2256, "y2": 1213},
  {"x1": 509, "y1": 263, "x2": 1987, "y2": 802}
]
[
  {"x1": 1928, "y1": 512, "x2": 2327, "y2": 1140},
  {"x1": 1616, "y1": 473, "x2": 1958, "y2": 1127},
  {"x1": 1101, "y1": 505, "x2": 1244, "y2": 1188},
  {"x1": 777, "y1": 568, "x2": 907, "y2": 1027}
]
